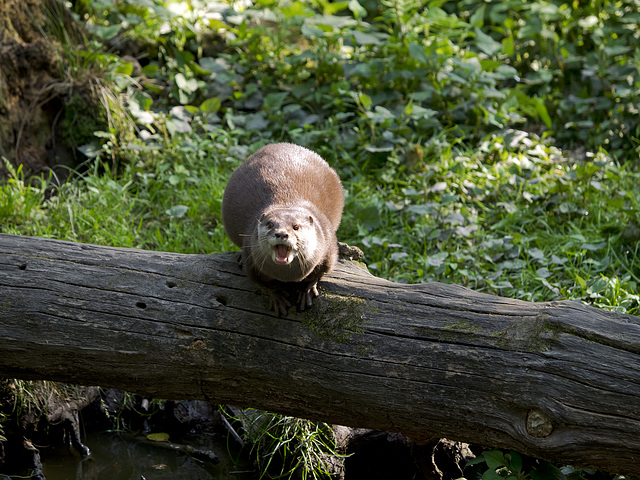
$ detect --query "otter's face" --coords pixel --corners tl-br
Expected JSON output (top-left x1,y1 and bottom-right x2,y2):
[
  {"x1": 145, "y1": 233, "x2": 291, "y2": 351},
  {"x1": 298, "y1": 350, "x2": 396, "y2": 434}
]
[{"x1": 257, "y1": 210, "x2": 317, "y2": 266}]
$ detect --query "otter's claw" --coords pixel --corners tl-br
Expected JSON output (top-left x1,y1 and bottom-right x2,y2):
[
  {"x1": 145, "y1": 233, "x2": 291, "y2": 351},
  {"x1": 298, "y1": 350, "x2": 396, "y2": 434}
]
[
  {"x1": 269, "y1": 291, "x2": 291, "y2": 317},
  {"x1": 298, "y1": 282, "x2": 320, "y2": 311}
]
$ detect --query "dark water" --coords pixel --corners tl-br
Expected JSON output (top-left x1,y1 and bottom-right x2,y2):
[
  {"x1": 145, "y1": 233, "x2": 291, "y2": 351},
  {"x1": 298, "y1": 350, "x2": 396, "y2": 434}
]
[{"x1": 38, "y1": 431, "x2": 254, "y2": 480}]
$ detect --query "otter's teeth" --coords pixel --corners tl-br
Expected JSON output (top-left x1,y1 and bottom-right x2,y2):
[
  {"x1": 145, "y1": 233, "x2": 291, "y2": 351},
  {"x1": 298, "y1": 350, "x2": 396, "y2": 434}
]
[{"x1": 274, "y1": 244, "x2": 291, "y2": 264}]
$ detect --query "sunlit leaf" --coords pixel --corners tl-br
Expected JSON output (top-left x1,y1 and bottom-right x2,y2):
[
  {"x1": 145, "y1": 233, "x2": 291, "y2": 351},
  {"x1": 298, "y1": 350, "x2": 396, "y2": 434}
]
[
  {"x1": 581, "y1": 242, "x2": 606, "y2": 251},
  {"x1": 113, "y1": 62, "x2": 134, "y2": 76},
  {"x1": 352, "y1": 30, "x2": 385, "y2": 45},
  {"x1": 200, "y1": 97, "x2": 221, "y2": 114},
  {"x1": 166, "y1": 205, "x2": 189, "y2": 218},
  {"x1": 147, "y1": 432, "x2": 170, "y2": 442},
  {"x1": 427, "y1": 251, "x2": 449, "y2": 267},
  {"x1": 348, "y1": 0, "x2": 367, "y2": 19},
  {"x1": 474, "y1": 28, "x2": 502, "y2": 56}
]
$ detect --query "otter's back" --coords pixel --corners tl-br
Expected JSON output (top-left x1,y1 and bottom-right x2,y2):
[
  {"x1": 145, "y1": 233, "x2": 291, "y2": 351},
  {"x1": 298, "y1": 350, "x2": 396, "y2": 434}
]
[{"x1": 222, "y1": 143, "x2": 344, "y2": 248}]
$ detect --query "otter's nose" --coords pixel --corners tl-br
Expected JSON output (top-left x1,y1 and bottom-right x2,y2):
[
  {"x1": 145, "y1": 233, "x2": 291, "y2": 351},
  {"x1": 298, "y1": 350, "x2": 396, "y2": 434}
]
[{"x1": 275, "y1": 232, "x2": 288, "y2": 240}]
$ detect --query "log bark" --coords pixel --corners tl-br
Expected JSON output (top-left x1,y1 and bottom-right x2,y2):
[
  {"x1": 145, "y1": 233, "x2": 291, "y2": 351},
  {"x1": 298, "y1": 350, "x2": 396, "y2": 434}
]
[{"x1": 1, "y1": 233, "x2": 639, "y2": 475}]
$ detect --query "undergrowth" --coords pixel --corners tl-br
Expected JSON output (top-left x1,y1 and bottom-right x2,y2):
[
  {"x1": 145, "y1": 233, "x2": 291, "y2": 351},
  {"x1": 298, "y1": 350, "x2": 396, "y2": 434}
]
[{"x1": 226, "y1": 409, "x2": 344, "y2": 480}]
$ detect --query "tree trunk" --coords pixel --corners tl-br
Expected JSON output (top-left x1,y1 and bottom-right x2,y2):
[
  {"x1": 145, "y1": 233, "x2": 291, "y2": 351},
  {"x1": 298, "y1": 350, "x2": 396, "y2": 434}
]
[{"x1": 1, "y1": 233, "x2": 639, "y2": 475}]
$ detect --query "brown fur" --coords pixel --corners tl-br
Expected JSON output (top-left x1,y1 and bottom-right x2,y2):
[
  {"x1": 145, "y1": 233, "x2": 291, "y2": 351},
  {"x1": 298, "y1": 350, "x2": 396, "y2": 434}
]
[{"x1": 222, "y1": 143, "x2": 344, "y2": 315}]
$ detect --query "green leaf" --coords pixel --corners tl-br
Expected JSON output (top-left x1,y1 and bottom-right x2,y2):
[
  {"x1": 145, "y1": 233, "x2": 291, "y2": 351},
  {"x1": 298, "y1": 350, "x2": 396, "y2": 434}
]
[
  {"x1": 166, "y1": 205, "x2": 189, "y2": 218},
  {"x1": 581, "y1": 242, "x2": 606, "y2": 251},
  {"x1": 529, "y1": 248, "x2": 545, "y2": 261},
  {"x1": 183, "y1": 105, "x2": 199, "y2": 115},
  {"x1": 390, "y1": 252, "x2": 409, "y2": 261},
  {"x1": 348, "y1": 0, "x2": 367, "y2": 19},
  {"x1": 358, "y1": 92, "x2": 372, "y2": 109},
  {"x1": 131, "y1": 91, "x2": 153, "y2": 111},
  {"x1": 578, "y1": 16, "x2": 598, "y2": 29},
  {"x1": 178, "y1": 88, "x2": 192, "y2": 105},
  {"x1": 141, "y1": 64, "x2": 158, "y2": 76},
  {"x1": 207, "y1": 18, "x2": 229, "y2": 32},
  {"x1": 507, "y1": 451, "x2": 522, "y2": 473},
  {"x1": 188, "y1": 60, "x2": 211, "y2": 76},
  {"x1": 281, "y1": 1, "x2": 313, "y2": 18},
  {"x1": 474, "y1": 28, "x2": 502, "y2": 56},
  {"x1": 147, "y1": 432, "x2": 170, "y2": 442},
  {"x1": 465, "y1": 454, "x2": 488, "y2": 466},
  {"x1": 470, "y1": 5, "x2": 485, "y2": 28},
  {"x1": 490, "y1": 281, "x2": 514, "y2": 289},
  {"x1": 301, "y1": 23, "x2": 326, "y2": 38},
  {"x1": 603, "y1": 44, "x2": 632, "y2": 57},
  {"x1": 533, "y1": 98, "x2": 552, "y2": 128},
  {"x1": 427, "y1": 251, "x2": 449, "y2": 267},
  {"x1": 264, "y1": 92, "x2": 289, "y2": 110},
  {"x1": 358, "y1": 206, "x2": 382, "y2": 229},
  {"x1": 113, "y1": 62, "x2": 134, "y2": 76},
  {"x1": 482, "y1": 469, "x2": 504, "y2": 480},
  {"x1": 587, "y1": 277, "x2": 608, "y2": 294},
  {"x1": 409, "y1": 43, "x2": 428, "y2": 64},
  {"x1": 321, "y1": 1, "x2": 349, "y2": 15},
  {"x1": 94, "y1": 24, "x2": 121, "y2": 40},
  {"x1": 200, "y1": 97, "x2": 221, "y2": 114},
  {"x1": 175, "y1": 73, "x2": 198, "y2": 93},
  {"x1": 502, "y1": 34, "x2": 514, "y2": 56},
  {"x1": 482, "y1": 450, "x2": 507, "y2": 470},
  {"x1": 165, "y1": 119, "x2": 192, "y2": 135},
  {"x1": 352, "y1": 30, "x2": 385, "y2": 45},
  {"x1": 77, "y1": 143, "x2": 102, "y2": 158},
  {"x1": 531, "y1": 461, "x2": 566, "y2": 480}
]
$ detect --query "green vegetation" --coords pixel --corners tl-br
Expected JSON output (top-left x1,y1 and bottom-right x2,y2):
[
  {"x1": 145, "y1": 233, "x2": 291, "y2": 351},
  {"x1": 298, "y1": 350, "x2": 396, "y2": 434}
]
[
  {"x1": 2, "y1": 0, "x2": 637, "y2": 315},
  {"x1": 1, "y1": 0, "x2": 639, "y2": 477},
  {"x1": 465, "y1": 450, "x2": 566, "y2": 480},
  {"x1": 226, "y1": 409, "x2": 344, "y2": 479}
]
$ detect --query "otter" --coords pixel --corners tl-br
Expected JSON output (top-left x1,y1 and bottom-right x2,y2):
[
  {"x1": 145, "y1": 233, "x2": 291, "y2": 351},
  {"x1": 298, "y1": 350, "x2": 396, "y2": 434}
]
[{"x1": 222, "y1": 143, "x2": 344, "y2": 316}]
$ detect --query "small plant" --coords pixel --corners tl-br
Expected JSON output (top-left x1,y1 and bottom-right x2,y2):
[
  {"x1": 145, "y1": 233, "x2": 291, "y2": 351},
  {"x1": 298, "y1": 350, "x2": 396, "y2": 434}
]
[
  {"x1": 0, "y1": 379, "x2": 89, "y2": 428},
  {"x1": 0, "y1": 412, "x2": 6, "y2": 443},
  {"x1": 228, "y1": 409, "x2": 345, "y2": 480},
  {"x1": 466, "y1": 450, "x2": 566, "y2": 480}
]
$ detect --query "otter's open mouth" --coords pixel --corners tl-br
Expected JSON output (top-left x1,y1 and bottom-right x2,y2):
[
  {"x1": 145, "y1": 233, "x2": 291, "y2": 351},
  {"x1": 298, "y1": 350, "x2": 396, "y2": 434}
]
[{"x1": 274, "y1": 244, "x2": 292, "y2": 264}]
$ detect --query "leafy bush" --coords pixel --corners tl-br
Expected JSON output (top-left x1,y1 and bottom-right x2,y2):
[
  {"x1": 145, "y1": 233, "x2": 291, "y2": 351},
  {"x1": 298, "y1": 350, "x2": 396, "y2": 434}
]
[
  {"x1": 70, "y1": 0, "x2": 640, "y2": 163},
  {"x1": 451, "y1": 0, "x2": 640, "y2": 161}
]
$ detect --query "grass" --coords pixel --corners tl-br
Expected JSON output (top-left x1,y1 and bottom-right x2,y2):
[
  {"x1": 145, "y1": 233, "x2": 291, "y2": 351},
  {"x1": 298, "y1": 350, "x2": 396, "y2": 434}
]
[
  {"x1": 3, "y1": 126, "x2": 638, "y2": 318},
  {"x1": 225, "y1": 408, "x2": 345, "y2": 480}
]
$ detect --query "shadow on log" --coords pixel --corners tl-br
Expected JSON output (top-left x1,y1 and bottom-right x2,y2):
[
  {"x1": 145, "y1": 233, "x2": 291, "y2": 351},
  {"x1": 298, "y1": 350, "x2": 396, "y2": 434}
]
[{"x1": 0, "y1": 234, "x2": 639, "y2": 476}]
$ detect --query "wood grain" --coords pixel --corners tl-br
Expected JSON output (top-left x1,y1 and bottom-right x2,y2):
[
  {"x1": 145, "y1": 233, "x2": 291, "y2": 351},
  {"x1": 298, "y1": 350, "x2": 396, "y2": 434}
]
[{"x1": 1, "y1": 233, "x2": 639, "y2": 475}]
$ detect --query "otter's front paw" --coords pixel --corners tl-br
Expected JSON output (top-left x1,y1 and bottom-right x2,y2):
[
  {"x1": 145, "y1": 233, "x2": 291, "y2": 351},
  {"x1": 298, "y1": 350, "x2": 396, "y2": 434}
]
[
  {"x1": 268, "y1": 290, "x2": 291, "y2": 317},
  {"x1": 298, "y1": 282, "x2": 320, "y2": 311}
]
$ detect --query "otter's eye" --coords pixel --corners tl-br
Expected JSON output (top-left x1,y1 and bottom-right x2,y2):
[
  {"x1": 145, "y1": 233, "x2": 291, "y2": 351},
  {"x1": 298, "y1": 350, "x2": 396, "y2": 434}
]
[
  {"x1": 292, "y1": 224, "x2": 299, "y2": 230},
  {"x1": 266, "y1": 221, "x2": 274, "y2": 229}
]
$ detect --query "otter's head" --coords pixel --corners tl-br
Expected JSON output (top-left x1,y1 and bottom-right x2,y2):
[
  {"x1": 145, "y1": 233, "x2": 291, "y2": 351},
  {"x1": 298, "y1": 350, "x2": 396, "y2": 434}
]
[{"x1": 253, "y1": 207, "x2": 319, "y2": 281}]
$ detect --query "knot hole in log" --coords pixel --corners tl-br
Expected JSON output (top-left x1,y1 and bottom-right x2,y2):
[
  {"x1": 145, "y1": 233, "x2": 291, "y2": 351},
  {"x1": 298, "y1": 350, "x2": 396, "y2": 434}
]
[{"x1": 526, "y1": 409, "x2": 554, "y2": 438}]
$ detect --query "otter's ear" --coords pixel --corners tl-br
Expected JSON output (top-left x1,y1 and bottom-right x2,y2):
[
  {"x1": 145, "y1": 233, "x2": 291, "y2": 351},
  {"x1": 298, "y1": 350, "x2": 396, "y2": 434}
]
[{"x1": 308, "y1": 215, "x2": 314, "y2": 225}]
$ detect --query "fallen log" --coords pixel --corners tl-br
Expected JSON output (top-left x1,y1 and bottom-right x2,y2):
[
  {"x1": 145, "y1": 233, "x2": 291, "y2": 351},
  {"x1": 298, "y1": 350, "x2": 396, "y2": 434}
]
[{"x1": 0, "y1": 233, "x2": 639, "y2": 475}]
